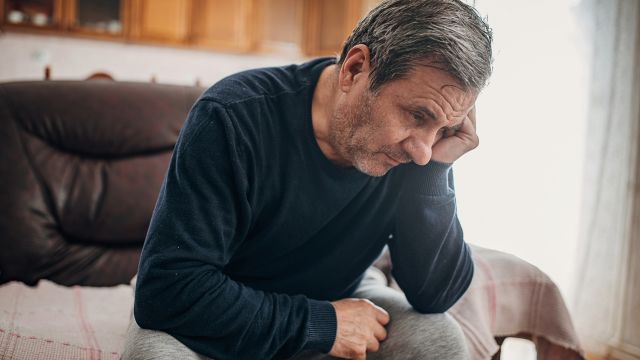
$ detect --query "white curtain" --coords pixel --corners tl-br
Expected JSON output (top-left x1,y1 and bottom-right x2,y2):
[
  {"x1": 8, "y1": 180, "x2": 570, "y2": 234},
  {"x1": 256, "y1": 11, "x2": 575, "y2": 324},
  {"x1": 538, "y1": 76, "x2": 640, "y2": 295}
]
[{"x1": 572, "y1": 0, "x2": 640, "y2": 358}]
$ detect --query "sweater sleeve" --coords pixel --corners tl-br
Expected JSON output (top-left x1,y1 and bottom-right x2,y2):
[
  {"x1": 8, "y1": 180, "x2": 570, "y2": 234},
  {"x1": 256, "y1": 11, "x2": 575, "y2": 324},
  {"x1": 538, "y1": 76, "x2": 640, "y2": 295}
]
[
  {"x1": 134, "y1": 100, "x2": 336, "y2": 360},
  {"x1": 388, "y1": 161, "x2": 474, "y2": 313}
]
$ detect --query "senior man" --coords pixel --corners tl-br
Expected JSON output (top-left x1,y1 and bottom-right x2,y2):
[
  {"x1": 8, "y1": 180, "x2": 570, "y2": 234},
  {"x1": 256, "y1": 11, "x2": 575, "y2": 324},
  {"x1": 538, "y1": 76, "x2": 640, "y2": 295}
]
[{"x1": 123, "y1": 0, "x2": 493, "y2": 359}]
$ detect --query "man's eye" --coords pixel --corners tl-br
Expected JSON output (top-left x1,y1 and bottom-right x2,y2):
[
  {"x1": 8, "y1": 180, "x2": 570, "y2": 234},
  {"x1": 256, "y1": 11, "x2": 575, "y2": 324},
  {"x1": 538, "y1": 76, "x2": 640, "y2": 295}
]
[{"x1": 411, "y1": 112, "x2": 426, "y2": 124}]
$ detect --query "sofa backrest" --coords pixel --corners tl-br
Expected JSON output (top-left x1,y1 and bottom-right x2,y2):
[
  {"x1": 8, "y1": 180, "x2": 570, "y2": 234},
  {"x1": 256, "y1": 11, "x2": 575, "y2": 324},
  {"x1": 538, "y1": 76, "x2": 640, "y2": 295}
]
[{"x1": 0, "y1": 81, "x2": 203, "y2": 286}]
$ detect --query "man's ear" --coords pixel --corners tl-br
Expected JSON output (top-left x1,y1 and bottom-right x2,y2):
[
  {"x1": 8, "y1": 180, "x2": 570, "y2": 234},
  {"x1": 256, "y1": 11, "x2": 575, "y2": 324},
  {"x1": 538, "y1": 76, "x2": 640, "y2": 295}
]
[{"x1": 338, "y1": 44, "x2": 371, "y2": 93}]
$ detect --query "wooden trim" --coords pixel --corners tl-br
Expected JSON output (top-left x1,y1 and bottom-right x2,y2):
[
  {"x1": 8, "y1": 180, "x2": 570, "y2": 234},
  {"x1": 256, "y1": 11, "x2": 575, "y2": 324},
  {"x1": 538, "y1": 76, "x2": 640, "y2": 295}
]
[
  {"x1": 345, "y1": 0, "x2": 363, "y2": 33},
  {"x1": 53, "y1": 0, "x2": 65, "y2": 28},
  {"x1": 128, "y1": 0, "x2": 140, "y2": 39},
  {"x1": 1, "y1": 22, "x2": 62, "y2": 33},
  {"x1": 66, "y1": 27, "x2": 123, "y2": 39},
  {"x1": 301, "y1": 0, "x2": 320, "y2": 56},
  {"x1": 177, "y1": 0, "x2": 190, "y2": 43},
  {"x1": 61, "y1": 0, "x2": 74, "y2": 30},
  {"x1": 239, "y1": 0, "x2": 257, "y2": 50},
  {"x1": 121, "y1": 0, "x2": 130, "y2": 38},
  {"x1": 185, "y1": 0, "x2": 196, "y2": 43}
]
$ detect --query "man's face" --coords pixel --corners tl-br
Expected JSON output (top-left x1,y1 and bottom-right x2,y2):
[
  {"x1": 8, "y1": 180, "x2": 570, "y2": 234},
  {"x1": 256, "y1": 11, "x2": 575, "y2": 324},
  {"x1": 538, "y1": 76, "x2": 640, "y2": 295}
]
[{"x1": 329, "y1": 64, "x2": 478, "y2": 177}]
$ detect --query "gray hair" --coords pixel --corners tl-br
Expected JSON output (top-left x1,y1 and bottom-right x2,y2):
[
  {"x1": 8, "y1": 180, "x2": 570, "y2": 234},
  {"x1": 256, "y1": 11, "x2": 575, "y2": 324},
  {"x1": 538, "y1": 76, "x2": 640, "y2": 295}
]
[{"x1": 338, "y1": 0, "x2": 493, "y2": 92}]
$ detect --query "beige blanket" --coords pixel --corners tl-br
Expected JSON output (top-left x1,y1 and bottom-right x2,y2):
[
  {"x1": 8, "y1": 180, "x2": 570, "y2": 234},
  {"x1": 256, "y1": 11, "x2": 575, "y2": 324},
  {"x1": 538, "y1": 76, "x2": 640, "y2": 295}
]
[{"x1": 0, "y1": 246, "x2": 584, "y2": 359}]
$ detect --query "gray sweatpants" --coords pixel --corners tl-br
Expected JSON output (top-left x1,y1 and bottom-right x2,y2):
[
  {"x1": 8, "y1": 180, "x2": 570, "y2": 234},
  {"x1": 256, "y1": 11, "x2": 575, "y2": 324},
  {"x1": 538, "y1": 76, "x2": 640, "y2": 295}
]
[{"x1": 122, "y1": 268, "x2": 469, "y2": 359}]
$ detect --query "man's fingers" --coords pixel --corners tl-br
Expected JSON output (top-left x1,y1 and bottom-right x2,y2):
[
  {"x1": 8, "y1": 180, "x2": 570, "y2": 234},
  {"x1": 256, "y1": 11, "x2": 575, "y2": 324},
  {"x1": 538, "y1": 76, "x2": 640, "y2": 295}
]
[
  {"x1": 372, "y1": 321, "x2": 388, "y2": 341},
  {"x1": 371, "y1": 303, "x2": 390, "y2": 325},
  {"x1": 458, "y1": 114, "x2": 475, "y2": 134},
  {"x1": 366, "y1": 335, "x2": 381, "y2": 353},
  {"x1": 468, "y1": 105, "x2": 477, "y2": 130},
  {"x1": 352, "y1": 346, "x2": 367, "y2": 360}
]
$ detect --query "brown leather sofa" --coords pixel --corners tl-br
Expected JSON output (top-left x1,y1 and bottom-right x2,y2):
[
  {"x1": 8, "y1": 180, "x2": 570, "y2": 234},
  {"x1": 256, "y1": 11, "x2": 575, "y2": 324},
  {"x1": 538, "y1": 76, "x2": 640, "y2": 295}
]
[{"x1": 0, "y1": 80, "x2": 203, "y2": 286}]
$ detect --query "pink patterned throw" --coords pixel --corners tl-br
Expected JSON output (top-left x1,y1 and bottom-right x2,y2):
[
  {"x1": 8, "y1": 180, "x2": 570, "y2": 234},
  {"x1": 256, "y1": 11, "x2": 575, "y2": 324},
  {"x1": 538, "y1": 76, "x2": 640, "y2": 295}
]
[
  {"x1": 0, "y1": 281, "x2": 132, "y2": 360},
  {"x1": 0, "y1": 246, "x2": 584, "y2": 360},
  {"x1": 449, "y1": 246, "x2": 585, "y2": 359}
]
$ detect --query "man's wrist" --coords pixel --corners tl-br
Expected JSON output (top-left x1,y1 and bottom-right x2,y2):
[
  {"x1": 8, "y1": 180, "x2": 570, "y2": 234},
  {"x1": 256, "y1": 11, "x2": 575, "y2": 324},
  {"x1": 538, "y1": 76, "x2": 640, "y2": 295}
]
[
  {"x1": 404, "y1": 161, "x2": 452, "y2": 196},
  {"x1": 305, "y1": 299, "x2": 337, "y2": 353}
]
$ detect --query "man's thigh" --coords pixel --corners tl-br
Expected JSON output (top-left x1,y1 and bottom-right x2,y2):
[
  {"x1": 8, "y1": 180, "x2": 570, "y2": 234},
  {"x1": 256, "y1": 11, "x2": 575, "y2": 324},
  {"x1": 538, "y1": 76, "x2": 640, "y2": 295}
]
[
  {"x1": 293, "y1": 267, "x2": 469, "y2": 360},
  {"x1": 121, "y1": 314, "x2": 210, "y2": 360},
  {"x1": 123, "y1": 268, "x2": 468, "y2": 360}
]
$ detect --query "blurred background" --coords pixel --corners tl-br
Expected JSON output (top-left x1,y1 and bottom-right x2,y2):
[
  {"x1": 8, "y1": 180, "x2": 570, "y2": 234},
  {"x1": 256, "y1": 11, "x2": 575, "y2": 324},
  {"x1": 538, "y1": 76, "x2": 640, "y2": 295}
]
[{"x1": 0, "y1": 0, "x2": 638, "y2": 359}]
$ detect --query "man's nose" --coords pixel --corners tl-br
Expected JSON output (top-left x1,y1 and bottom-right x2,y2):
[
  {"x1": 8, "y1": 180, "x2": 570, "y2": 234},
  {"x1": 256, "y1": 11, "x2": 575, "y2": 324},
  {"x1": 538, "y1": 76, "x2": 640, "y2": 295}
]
[{"x1": 401, "y1": 130, "x2": 437, "y2": 166}]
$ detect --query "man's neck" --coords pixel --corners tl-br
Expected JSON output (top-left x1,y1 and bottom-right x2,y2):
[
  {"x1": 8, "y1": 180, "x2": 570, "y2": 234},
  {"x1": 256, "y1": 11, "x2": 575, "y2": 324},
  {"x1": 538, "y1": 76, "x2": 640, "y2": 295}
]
[{"x1": 311, "y1": 64, "x2": 344, "y2": 165}]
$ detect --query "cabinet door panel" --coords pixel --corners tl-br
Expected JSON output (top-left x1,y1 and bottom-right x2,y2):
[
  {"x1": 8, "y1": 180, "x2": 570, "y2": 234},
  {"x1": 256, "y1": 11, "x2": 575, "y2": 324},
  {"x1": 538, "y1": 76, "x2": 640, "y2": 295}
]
[
  {"x1": 2, "y1": 0, "x2": 65, "y2": 29},
  {"x1": 131, "y1": 0, "x2": 189, "y2": 43},
  {"x1": 302, "y1": 0, "x2": 363, "y2": 56},
  {"x1": 258, "y1": 0, "x2": 303, "y2": 55},
  {"x1": 191, "y1": 0, "x2": 256, "y2": 51},
  {"x1": 66, "y1": 0, "x2": 125, "y2": 38}
]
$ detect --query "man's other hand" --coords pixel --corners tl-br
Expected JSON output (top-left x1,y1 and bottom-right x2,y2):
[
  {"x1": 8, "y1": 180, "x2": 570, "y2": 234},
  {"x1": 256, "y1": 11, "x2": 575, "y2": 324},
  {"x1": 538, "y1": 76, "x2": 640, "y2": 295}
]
[
  {"x1": 431, "y1": 106, "x2": 479, "y2": 164},
  {"x1": 329, "y1": 298, "x2": 390, "y2": 359}
]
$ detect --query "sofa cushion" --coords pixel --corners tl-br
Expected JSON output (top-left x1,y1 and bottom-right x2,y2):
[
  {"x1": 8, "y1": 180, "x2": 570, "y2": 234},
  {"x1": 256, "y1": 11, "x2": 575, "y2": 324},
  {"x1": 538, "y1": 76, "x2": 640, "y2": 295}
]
[{"x1": 0, "y1": 81, "x2": 203, "y2": 286}]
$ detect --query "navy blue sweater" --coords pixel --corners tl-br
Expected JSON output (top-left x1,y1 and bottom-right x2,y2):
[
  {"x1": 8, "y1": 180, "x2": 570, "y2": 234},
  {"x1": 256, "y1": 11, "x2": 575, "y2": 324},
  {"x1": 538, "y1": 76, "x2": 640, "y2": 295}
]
[{"x1": 134, "y1": 58, "x2": 474, "y2": 359}]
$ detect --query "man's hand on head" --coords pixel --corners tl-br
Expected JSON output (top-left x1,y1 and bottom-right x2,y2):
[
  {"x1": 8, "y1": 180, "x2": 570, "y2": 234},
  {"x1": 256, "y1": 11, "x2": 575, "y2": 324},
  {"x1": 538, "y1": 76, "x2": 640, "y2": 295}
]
[
  {"x1": 329, "y1": 298, "x2": 390, "y2": 359},
  {"x1": 431, "y1": 106, "x2": 479, "y2": 164}
]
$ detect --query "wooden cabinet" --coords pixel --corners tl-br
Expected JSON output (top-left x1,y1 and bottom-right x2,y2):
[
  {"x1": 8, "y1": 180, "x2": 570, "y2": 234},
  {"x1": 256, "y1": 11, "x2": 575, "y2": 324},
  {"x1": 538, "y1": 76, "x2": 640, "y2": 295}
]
[
  {"x1": 129, "y1": 0, "x2": 190, "y2": 44},
  {"x1": 1, "y1": 0, "x2": 368, "y2": 57}
]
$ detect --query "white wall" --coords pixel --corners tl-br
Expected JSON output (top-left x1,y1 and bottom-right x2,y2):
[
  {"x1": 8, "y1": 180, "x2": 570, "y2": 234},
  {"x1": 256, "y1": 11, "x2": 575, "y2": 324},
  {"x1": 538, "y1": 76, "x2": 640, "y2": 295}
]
[
  {"x1": 0, "y1": 32, "x2": 303, "y2": 86},
  {"x1": 456, "y1": 0, "x2": 589, "y2": 305}
]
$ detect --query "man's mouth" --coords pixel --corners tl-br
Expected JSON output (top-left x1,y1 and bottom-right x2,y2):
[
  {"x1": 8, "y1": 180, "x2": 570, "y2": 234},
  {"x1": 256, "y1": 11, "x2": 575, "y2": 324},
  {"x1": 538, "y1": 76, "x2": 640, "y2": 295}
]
[{"x1": 384, "y1": 153, "x2": 403, "y2": 166}]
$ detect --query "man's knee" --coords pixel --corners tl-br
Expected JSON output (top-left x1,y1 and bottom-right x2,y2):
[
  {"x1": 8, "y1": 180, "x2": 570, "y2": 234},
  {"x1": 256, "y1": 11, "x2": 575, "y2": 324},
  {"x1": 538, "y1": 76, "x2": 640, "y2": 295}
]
[
  {"x1": 121, "y1": 318, "x2": 208, "y2": 360},
  {"x1": 379, "y1": 311, "x2": 468, "y2": 360}
]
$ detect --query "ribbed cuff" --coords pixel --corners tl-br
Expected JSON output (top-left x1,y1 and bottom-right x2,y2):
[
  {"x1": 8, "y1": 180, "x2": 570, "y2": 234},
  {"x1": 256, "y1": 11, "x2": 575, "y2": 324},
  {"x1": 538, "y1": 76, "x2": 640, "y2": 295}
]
[
  {"x1": 404, "y1": 161, "x2": 452, "y2": 196},
  {"x1": 305, "y1": 299, "x2": 337, "y2": 353}
]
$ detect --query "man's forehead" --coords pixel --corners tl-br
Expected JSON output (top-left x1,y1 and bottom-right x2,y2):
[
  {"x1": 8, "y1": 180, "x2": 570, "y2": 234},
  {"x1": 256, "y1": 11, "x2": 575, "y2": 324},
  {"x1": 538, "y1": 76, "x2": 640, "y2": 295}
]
[
  {"x1": 378, "y1": 64, "x2": 477, "y2": 110},
  {"x1": 440, "y1": 84, "x2": 477, "y2": 111}
]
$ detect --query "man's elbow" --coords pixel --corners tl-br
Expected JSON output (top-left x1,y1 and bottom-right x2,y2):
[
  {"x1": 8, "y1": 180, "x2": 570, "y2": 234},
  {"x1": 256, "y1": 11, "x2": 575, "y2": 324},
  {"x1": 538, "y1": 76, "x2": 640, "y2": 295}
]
[
  {"x1": 405, "y1": 292, "x2": 461, "y2": 314},
  {"x1": 132, "y1": 277, "x2": 179, "y2": 330},
  {"x1": 404, "y1": 263, "x2": 474, "y2": 314},
  {"x1": 133, "y1": 289, "x2": 165, "y2": 330}
]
